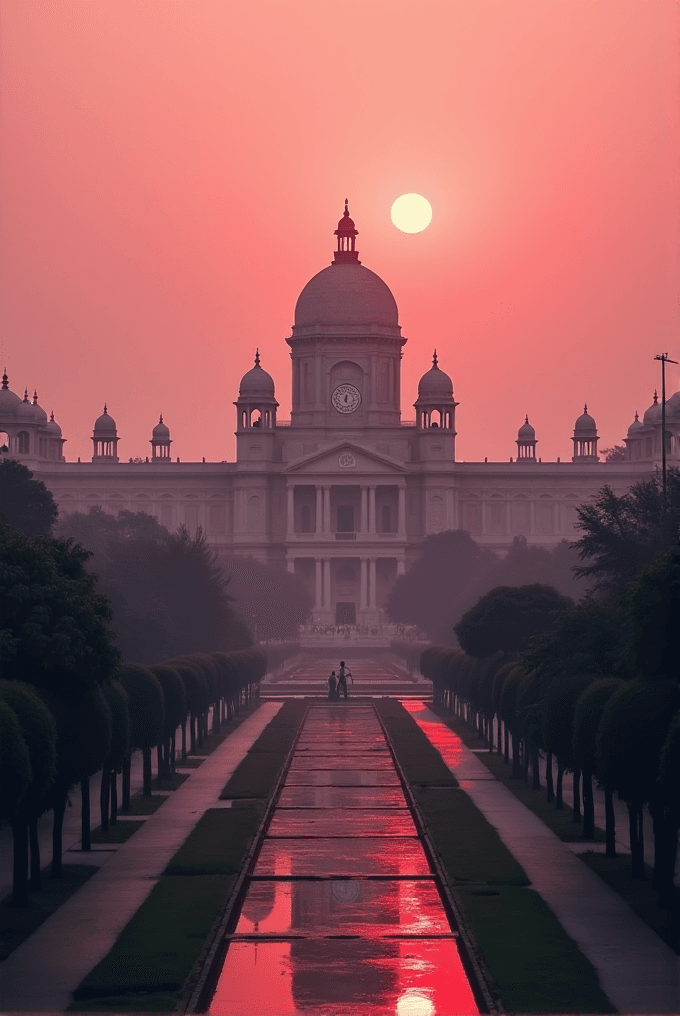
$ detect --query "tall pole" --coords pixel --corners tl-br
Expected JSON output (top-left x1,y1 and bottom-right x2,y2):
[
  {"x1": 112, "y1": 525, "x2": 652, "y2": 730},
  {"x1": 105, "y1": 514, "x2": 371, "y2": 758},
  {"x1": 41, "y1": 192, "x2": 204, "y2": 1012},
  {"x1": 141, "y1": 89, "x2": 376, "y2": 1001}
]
[{"x1": 654, "y1": 353, "x2": 678, "y2": 505}]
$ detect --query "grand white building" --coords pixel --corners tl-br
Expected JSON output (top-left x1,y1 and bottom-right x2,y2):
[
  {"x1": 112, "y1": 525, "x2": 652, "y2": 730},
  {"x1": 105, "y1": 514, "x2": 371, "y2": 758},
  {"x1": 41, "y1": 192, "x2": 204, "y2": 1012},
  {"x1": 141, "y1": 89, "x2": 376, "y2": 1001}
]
[{"x1": 1, "y1": 204, "x2": 673, "y2": 625}]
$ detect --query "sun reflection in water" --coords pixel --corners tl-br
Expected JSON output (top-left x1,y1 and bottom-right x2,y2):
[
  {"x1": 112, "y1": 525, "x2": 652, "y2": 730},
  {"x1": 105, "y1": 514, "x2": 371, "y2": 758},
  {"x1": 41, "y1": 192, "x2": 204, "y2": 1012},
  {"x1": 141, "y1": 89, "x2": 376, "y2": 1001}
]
[{"x1": 396, "y1": 988, "x2": 435, "y2": 1016}]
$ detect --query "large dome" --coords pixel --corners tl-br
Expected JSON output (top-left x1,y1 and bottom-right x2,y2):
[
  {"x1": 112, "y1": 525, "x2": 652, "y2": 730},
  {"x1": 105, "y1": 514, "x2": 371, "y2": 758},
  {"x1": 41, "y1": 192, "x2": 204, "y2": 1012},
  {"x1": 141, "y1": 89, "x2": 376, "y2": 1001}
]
[{"x1": 294, "y1": 263, "x2": 399, "y2": 329}]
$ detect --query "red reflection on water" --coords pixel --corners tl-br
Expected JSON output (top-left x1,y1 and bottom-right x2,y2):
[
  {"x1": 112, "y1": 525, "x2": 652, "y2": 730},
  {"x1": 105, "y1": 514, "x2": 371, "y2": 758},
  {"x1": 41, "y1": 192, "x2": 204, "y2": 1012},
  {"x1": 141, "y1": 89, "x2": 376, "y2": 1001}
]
[
  {"x1": 401, "y1": 701, "x2": 465, "y2": 770},
  {"x1": 209, "y1": 938, "x2": 479, "y2": 1015}
]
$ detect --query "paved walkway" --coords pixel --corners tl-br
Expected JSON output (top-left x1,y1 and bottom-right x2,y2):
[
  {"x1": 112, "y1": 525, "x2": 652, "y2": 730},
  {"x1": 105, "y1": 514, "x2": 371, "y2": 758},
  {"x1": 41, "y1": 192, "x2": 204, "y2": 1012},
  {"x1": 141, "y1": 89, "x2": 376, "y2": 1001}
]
[
  {"x1": 403, "y1": 701, "x2": 680, "y2": 1015},
  {"x1": 0, "y1": 702, "x2": 282, "y2": 1013}
]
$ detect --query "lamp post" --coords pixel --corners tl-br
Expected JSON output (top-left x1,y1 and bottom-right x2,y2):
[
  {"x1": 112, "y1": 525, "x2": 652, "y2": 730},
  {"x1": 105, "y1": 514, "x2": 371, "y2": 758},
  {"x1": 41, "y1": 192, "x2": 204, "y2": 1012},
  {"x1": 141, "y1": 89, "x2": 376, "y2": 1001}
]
[{"x1": 654, "y1": 353, "x2": 678, "y2": 505}]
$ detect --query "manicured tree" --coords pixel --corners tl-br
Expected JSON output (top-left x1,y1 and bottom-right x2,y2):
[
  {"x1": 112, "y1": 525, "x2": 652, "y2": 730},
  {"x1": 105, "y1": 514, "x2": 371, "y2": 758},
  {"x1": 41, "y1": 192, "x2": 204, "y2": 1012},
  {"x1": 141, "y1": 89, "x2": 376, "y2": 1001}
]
[
  {"x1": 100, "y1": 680, "x2": 130, "y2": 829},
  {"x1": 657, "y1": 712, "x2": 680, "y2": 912},
  {"x1": 43, "y1": 686, "x2": 112, "y2": 876},
  {"x1": 212, "y1": 652, "x2": 238, "y2": 722},
  {"x1": 149, "y1": 665, "x2": 186, "y2": 779},
  {"x1": 0, "y1": 698, "x2": 32, "y2": 905},
  {"x1": 572, "y1": 677, "x2": 624, "y2": 848},
  {"x1": 456, "y1": 584, "x2": 573, "y2": 657},
  {"x1": 166, "y1": 659, "x2": 206, "y2": 755},
  {"x1": 598, "y1": 679, "x2": 680, "y2": 879},
  {"x1": 117, "y1": 663, "x2": 164, "y2": 802},
  {"x1": 516, "y1": 670, "x2": 543, "y2": 790},
  {"x1": 478, "y1": 652, "x2": 507, "y2": 749},
  {"x1": 498, "y1": 666, "x2": 526, "y2": 778},
  {"x1": 0, "y1": 682, "x2": 57, "y2": 900},
  {"x1": 492, "y1": 661, "x2": 517, "y2": 759},
  {"x1": 542, "y1": 674, "x2": 597, "y2": 817}
]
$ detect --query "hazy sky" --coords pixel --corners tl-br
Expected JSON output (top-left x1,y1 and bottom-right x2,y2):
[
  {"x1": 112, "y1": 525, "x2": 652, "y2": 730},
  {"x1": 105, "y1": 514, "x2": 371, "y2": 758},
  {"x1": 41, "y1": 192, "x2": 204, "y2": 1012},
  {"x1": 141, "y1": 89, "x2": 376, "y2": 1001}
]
[{"x1": 1, "y1": 1, "x2": 677, "y2": 464}]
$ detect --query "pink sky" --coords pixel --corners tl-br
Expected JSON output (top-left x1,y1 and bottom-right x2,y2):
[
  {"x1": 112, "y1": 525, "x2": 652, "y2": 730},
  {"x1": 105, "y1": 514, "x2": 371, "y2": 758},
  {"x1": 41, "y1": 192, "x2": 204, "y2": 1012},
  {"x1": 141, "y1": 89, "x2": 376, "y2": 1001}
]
[{"x1": 1, "y1": 1, "x2": 677, "y2": 464}]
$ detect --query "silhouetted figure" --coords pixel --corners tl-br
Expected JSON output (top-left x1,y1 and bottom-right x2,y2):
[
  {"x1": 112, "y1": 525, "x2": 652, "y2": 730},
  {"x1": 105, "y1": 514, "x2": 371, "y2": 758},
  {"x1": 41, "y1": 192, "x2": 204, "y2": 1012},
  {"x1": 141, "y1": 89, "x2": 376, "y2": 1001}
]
[
  {"x1": 328, "y1": 671, "x2": 337, "y2": 701},
  {"x1": 338, "y1": 661, "x2": 353, "y2": 699}
]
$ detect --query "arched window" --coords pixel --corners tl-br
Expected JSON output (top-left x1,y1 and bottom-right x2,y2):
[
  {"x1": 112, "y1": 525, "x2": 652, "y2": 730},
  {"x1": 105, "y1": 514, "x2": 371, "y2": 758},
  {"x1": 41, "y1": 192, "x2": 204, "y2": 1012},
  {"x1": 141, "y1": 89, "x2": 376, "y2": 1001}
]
[
  {"x1": 17, "y1": 431, "x2": 30, "y2": 454},
  {"x1": 381, "y1": 505, "x2": 392, "y2": 532},
  {"x1": 0, "y1": 432, "x2": 9, "y2": 454},
  {"x1": 300, "y1": 505, "x2": 312, "y2": 532}
]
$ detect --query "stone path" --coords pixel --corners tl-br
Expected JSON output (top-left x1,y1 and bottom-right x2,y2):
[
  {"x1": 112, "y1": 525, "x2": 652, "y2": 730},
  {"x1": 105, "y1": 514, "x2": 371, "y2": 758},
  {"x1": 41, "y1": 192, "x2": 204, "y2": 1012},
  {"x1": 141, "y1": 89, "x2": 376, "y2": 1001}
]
[
  {"x1": 261, "y1": 654, "x2": 431, "y2": 699},
  {"x1": 205, "y1": 703, "x2": 480, "y2": 1016},
  {"x1": 403, "y1": 701, "x2": 680, "y2": 1015},
  {"x1": 0, "y1": 703, "x2": 282, "y2": 1013}
]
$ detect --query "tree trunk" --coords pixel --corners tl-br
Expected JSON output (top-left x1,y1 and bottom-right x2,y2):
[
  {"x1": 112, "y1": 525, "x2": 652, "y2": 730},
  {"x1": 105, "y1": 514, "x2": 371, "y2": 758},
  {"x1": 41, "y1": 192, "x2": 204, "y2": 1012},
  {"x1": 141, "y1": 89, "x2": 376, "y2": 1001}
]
[
  {"x1": 190, "y1": 713, "x2": 196, "y2": 753},
  {"x1": 555, "y1": 763, "x2": 564, "y2": 809},
  {"x1": 572, "y1": 769, "x2": 581, "y2": 823},
  {"x1": 582, "y1": 771, "x2": 595, "y2": 839},
  {"x1": 142, "y1": 747, "x2": 152, "y2": 797},
  {"x1": 546, "y1": 751, "x2": 554, "y2": 802},
  {"x1": 497, "y1": 717, "x2": 502, "y2": 754},
  {"x1": 511, "y1": 732, "x2": 522, "y2": 778},
  {"x1": 11, "y1": 817, "x2": 29, "y2": 907},
  {"x1": 157, "y1": 743, "x2": 164, "y2": 784},
  {"x1": 29, "y1": 815, "x2": 41, "y2": 890},
  {"x1": 100, "y1": 766, "x2": 111, "y2": 831},
  {"x1": 504, "y1": 725, "x2": 509, "y2": 764},
  {"x1": 51, "y1": 793, "x2": 66, "y2": 878},
  {"x1": 81, "y1": 777, "x2": 91, "y2": 851},
  {"x1": 181, "y1": 717, "x2": 187, "y2": 758},
  {"x1": 532, "y1": 746, "x2": 541, "y2": 790},
  {"x1": 628, "y1": 802, "x2": 646, "y2": 879},
  {"x1": 110, "y1": 770, "x2": 118, "y2": 825},
  {"x1": 171, "y1": 732, "x2": 176, "y2": 774},
  {"x1": 605, "y1": 788, "x2": 616, "y2": 856},
  {"x1": 122, "y1": 751, "x2": 131, "y2": 811}
]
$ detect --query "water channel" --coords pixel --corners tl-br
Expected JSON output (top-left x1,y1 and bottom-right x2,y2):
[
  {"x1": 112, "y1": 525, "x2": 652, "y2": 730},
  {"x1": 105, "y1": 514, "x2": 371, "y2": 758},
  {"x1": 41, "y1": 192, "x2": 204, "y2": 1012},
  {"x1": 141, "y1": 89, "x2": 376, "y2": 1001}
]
[{"x1": 201, "y1": 703, "x2": 483, "y2": 1016}]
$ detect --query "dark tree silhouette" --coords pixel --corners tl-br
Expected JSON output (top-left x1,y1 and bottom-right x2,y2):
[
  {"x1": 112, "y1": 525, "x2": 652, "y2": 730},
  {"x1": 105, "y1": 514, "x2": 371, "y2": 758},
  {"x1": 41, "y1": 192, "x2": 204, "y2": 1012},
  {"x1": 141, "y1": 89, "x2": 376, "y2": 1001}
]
[
  {"x1": 0, "y1": 458, "x2": 58, "y2": 537},
  {"x1": 572, "y1": 677, "x2": 625, "y2": 848},
  {"x1": 522, "y1": 598, "x2": 625, "y2": 685},
  {"x1": 0, "y1": 681, "x2": 56, "y2": 902},
  {"x1": 541, "y1": 673, "x2": 597, "y2": 817},
  {"x1": 148, "y1": 665, "x2": 186, "y2": 779},
  {"x1": 100, "y1": 680, "x2": 130, "y2": 829},
  {"x1": 627, "y1": 542, "x2": 680, "y2": 681},
  {"x1": 574, "y1": 471, "x2": 680, "y2": 597},
  {"x1": 0, "y1": 698, "x2": 32, "y2": 904},
  {"x1": 456, "y1": 584, "x2": 573, "y2": 657},
  {"x1": 220, "y1": 555, "x2": 313, "y2": 640},
  {"x1": 117, "y1": 663, "x2": 164, "y2": 800}
]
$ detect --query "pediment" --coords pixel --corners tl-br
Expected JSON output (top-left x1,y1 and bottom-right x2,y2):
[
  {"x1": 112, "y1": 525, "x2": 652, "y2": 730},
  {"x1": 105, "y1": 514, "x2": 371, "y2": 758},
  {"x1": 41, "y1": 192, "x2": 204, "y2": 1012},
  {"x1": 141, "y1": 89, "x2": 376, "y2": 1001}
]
[{"x1": 284, "y1": 441, "x2": 407, "y2": 475}]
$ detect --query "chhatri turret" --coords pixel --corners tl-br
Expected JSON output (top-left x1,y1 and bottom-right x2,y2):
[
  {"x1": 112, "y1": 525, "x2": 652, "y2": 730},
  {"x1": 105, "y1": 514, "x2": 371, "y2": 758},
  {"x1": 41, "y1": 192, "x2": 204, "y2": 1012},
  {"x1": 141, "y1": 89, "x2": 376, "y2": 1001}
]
[{"x1": 413, "y1": 351, "x2": 458, "y2": 462}]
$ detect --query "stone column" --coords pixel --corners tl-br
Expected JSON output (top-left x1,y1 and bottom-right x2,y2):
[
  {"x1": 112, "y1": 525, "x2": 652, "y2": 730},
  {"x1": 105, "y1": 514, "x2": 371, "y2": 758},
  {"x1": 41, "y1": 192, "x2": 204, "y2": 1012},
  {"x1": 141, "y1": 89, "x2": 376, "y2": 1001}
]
[
  {"x1": 316, "y1": 487, "x2": 323, "y2": 533},
  {"x1": 369, "y1": 558, "x2": 377, "y2": 608},
  {"x1": 360, "y1": 486, "x2": 368, "y2": 533},
  {"x1": 323, "y1": 486, "x2": 331, "y2": 534},
  {"x1": 397, "y1": 559, "x2": 405, "y2": 576},
  {"x1": 360, "y1": 558, "x2": 368, "y2": 609},
  {"x1": 323, "y1": 558, "x2": 331, "y2": 609},
  {"x1": 287, "y1": 486, "x2": 295, "y2": 536},
  {"x1": 315, "y1": 558, "x2": 322, "y2": 609},
  {"x1": 368, "y1": 486, "x2": 376, "y2": 534},
  {"x1": 287, "y1": 559, "x2": 295, "y2": 574},
  {"x1": 398, "y1": 486, "x2": 406, "y2": 538}
]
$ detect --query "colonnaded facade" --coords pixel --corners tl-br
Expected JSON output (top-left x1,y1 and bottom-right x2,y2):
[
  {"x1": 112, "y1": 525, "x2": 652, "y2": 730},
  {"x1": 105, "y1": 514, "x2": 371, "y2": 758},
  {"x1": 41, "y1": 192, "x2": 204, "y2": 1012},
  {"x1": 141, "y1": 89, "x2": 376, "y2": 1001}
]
[{"x1": 1, "y1": 204, "x2": 673, "y2": 625}]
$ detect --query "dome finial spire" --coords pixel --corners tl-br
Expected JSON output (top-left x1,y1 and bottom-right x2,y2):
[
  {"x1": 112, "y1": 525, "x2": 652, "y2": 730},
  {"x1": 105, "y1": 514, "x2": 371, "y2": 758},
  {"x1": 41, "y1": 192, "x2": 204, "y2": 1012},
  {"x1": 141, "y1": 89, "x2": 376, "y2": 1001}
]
[
  {"x1": 653, "y1": 390, "x2": 659, "y2": 404},
  {"x1": 432, "y1": 349, "x2": 438, "y2": 368},
  {"x1": 1, "y1": 370, "x2": 7, "y2": 390},
  {"x1": 33, "y1": 389, "x2": 39, "y2": 405},
  {"x1": 333, "y1": 200, "x2": 360, "y2": 264},
  {"x1": 254, "y1": 349, "x2": 260, "y2": 368}
]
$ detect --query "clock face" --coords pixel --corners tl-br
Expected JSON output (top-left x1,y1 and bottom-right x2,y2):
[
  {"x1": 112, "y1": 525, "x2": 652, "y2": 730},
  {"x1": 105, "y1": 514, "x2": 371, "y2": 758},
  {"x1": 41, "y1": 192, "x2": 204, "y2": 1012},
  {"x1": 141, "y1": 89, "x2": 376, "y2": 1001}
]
[{"x1": 332, "y1": 384, "x2": 362, "y2": 414}]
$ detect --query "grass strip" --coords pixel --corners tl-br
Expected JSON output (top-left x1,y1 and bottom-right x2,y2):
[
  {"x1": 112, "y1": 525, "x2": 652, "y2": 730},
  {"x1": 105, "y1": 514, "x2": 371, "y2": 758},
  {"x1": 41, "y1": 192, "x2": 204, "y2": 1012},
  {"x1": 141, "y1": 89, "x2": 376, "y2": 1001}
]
[
  {"x1": 70, "y1": 700, "x2": 308, "y2": 1012},
  {"x1": 0, "y1": 864, "x2": 99, "y2": 961},
  {"x1": 90, "y1": 821, "x2": 145, "y2": 844},
  {"x1": 374, "y1": 698, "x2": 458, "y2": 787},
  {"x1": 69, "y1": 808, "x2": 263, "y2": 1010},
  {"x1": 382, "y1": 700, "x2": 614, "y2": 1015},
  {"x1": 220, "y1": 699, "x2": 308, "y2": 799},
  {"x1": 578, "y1": 851, "x2": 678, "y2": 953}
]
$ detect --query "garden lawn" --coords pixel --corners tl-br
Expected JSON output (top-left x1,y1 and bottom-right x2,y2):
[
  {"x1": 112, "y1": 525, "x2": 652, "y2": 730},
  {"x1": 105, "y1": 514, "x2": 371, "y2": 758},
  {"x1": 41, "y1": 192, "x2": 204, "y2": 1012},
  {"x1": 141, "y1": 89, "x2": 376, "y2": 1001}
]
[{"x1": 382, "y1": 699, "x2": 615, "y2": 1014}]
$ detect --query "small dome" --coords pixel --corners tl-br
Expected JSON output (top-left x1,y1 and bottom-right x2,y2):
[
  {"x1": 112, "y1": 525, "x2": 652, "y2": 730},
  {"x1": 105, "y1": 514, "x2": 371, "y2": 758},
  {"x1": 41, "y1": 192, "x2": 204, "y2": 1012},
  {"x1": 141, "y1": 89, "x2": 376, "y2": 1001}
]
[
  {"x1": 46, "y1": 411, "x2": 62, "y2": 436},
  {"x1": 31, "y1": 391, "x2": 48, "y2": 426},
  {"x1": 417, "y1": 351, "x2": 454, "y2": 399},
  {"x1": 0, "y1": 371, "x2": 22, "y2": 415},
  {"x1": 17, "y1": 390, "x2": 35, "y2": 421},
  {"x1": 152, "y1": 414, "x2": 170, "y2": 438},
  {"x1": 627, "y1": 411, "x2": 643, "y2": 437},
  {"x1": 643, "y1": 391, "x2": 662, "y2": 425},
  {"x1": 518, "y1": 415, "x2": 536, "y2": 439},
  {"x1": 574, "y1": 404, "x2": 597, "y2": 432},
  {"x1": 239, "y1": 351, "x2": 275, "y2": 398},
  {"x1": 94, "y1": 405, "x2": 117, "y2": 432}
]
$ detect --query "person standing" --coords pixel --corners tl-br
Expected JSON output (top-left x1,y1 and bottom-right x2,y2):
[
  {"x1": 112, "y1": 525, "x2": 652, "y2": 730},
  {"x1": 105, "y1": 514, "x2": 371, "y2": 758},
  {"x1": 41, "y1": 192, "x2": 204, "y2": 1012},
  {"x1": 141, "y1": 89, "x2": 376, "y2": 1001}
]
[
  {"x1": 338, "y1": 661, "x2": 353, "y2": 699},
  {"x1": 328, "y1": 671, "x2": 337, "y2": 701}
]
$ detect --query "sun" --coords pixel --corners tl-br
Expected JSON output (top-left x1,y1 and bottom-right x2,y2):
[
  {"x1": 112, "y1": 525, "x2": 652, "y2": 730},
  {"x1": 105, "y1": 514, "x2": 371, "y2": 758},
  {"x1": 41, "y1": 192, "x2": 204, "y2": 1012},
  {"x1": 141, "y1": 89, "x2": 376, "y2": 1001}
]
[{"x1": 391, "y1": 193, "x2": 432, "y2": 233}]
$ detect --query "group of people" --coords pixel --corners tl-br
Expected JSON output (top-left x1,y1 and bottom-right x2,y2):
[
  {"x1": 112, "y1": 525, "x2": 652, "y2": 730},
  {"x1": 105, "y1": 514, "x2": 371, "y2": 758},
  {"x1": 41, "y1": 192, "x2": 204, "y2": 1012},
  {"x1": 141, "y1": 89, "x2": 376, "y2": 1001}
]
[{"x1": 328, "y1": 660, "x2": 353, "y2": 700}]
